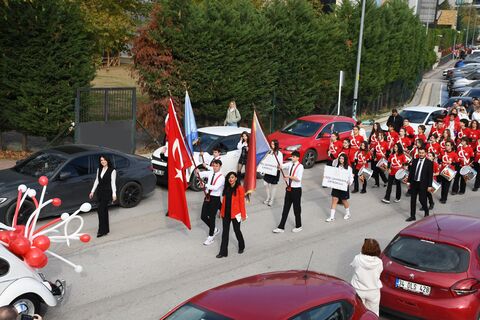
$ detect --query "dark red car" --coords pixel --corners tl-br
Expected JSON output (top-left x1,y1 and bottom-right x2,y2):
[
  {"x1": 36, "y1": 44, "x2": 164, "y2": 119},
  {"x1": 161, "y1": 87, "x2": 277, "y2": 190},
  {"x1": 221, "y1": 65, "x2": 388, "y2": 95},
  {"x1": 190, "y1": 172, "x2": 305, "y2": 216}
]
[
  {"x1": 160, "y1": 270, "x2": 378, "y2": 320},
  {"x1": 380, "y1": 214, "x2": 480, "y2": 320},
  {"x1": 268, "y1": 115, "x2": 356, "y2": 168}
]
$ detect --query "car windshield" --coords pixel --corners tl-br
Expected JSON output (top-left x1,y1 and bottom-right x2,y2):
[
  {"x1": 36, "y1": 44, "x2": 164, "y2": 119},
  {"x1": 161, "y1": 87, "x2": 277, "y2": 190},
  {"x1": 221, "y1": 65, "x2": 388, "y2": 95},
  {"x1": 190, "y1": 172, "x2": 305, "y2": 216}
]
[
  {"x1": 281, "y1": 120, "x2": 322, "y2": 137},
  {"x1": 462, "y1": 88, "x2": 480, "y2": 97},
  {"x1": 398, "y1": 110, "x2": 428, "y2": 124},
  {"x1": 193, "y1": 132, "x2": 221, "y2": 152},
  {"x1": 166, "y1": 303, "x2": 230, "y2": 320},
  {"x1": 385, "y1": 236, "x2": 470, "y2": 273},
  {"x1": 14, "y1": 152, "x2": 66, "y2": 178}
]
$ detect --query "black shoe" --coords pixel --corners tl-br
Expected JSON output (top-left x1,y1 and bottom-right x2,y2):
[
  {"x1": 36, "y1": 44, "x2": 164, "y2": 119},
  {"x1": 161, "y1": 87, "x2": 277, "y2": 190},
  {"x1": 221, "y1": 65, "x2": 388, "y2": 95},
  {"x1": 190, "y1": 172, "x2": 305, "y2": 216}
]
[
  {"x1": 440, "y1": 199, "x2": 447, "y2": 204},
  {"x1": 473, "y1": 187, "x2": 478, "y2": 192},
  {"x1": 451, "y1": 191, "x2": 457, "y2": 195},
  {"x1": 216, "y1": 254, "x2": 227, "y2": 258},
  {"x1": 360, "y1": 190, "x2": 366, "y2": 194},
  {"x1": 383, "y1": 183, "x2": 387, "y2": 187},
  {"x1": 405, "y1": 192, "x2": 411, "y2": 197},
  {"x1": 238, "y1": 249, "x2": 244, "y2": 254},
  {"x1": 459, "y1": 191, "x2": 465, "y2": 195},
  {"x1": 419, "y1": 207, "x2": 425, "y2": 211},
  {"x1": 405, "y1": 217, "x2": 416, "y2": 222},
  {"x1": 352, "y1": 189, "x2": 359, "y2": 193},
  {"x1": 424, "y1": 213, "x2": 429, "y2": 217},
  {"x1": 429, "y1": 203, "x2": 434, "y2": 210},
  {"x1": 372, "y1": 184, "x2": 380, "y2": 188},
  {"x1": 97, "y1": 233, "x2": 107, "y2": 238}
]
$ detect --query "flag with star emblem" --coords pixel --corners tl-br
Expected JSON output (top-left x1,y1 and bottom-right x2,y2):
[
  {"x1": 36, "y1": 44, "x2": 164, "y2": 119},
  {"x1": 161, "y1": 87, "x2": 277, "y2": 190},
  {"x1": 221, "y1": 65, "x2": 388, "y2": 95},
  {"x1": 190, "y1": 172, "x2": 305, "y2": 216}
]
[{"x1": 167, "y1": 98, "x2": 193, "y2": 229}]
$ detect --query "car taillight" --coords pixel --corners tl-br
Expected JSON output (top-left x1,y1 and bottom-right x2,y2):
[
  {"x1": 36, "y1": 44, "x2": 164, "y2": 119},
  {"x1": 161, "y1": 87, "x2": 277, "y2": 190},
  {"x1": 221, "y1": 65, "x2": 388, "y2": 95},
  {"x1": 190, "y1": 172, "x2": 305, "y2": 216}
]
[
  {"x1": 148, "y1": 165, "x2": 153, "y2": 171},
  {"x1": 450, "y1": 278, "x2": 480, "y2": 296}
]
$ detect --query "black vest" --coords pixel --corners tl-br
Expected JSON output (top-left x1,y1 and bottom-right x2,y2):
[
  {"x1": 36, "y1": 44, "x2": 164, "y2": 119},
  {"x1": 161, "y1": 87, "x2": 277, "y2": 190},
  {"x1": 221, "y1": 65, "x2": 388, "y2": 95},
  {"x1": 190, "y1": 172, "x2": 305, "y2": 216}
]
[{"x1": 97, "y1": 167, "x2": 113, "y2": 199}]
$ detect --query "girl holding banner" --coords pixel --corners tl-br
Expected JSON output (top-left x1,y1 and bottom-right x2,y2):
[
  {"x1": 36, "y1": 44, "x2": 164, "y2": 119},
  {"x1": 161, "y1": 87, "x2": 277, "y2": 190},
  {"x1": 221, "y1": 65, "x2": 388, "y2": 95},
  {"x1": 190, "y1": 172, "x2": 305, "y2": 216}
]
[
  {"x1": 263, "y1": 140, "x2": 283, "y2": 206},
  {"x1": 326, "y1": 153, "x2": 354, "y2": 222}
]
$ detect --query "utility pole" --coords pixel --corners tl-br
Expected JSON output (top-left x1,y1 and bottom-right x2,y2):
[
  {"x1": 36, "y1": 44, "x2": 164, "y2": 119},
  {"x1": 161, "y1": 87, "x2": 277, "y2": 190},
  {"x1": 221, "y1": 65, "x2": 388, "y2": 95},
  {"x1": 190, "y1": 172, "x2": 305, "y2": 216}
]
[
  {"x1": 352, "y1": 0, "x2": 366, "y2": 120},
  {"x1": 472, "y1": 13, "x2": 477, "y2": 47}
]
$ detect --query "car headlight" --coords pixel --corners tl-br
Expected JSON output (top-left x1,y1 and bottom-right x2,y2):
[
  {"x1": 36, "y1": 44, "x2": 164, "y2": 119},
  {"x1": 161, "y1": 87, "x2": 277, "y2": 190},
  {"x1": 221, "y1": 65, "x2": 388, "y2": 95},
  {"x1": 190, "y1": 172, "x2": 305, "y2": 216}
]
[
  {"x1": 285, "y1": 144, "x2": 301, "y2": 151},
  {"x1": 0, "y1": 198, "x2": 7, "y2": 205}
]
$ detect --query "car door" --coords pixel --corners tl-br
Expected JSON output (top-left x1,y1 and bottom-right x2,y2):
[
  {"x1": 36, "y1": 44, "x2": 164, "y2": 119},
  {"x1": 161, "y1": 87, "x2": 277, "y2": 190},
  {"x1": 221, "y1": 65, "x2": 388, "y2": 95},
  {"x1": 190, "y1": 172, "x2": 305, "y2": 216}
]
[
  {"x1": 315, "y1": 123, "x2": 335, "y2": 160},
  {"x1": 112, "y1": 154, "x2": 130, "y2": 190},
  {"x1": 214, "y1": 134, "x2": 241, "y2": 175},
  {"x1": 49, "y1": 155, "x2": 94, "y2": 214},
  {"x1": 335, "y1": 121, "x2": 355, "y2": 140},
  {"x1": 290, "y1": 300, "x2": 353, "y2": 320}
]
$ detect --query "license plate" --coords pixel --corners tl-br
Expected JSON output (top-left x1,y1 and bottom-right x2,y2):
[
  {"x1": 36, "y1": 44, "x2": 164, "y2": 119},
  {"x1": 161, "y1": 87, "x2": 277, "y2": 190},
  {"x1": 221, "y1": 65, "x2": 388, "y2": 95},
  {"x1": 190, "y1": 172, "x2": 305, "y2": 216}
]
[
  {"x1": 395, "y1": 278, "x2": 431, "y2": 296},
  {"x1": 153, "y1": 169, "x2": 165, "y2": 176}
]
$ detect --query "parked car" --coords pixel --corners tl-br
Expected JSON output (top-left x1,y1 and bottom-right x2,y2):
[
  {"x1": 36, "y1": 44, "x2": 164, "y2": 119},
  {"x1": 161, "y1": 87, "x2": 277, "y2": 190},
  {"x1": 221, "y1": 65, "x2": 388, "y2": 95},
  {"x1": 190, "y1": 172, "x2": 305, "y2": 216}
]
[
  {"x1": 380, "y1": 214, "x2": 480, "y2": 320},
  {"x1": 0, "y1": 145, "x2": 156, "y2": 225},
  {"x1": 161, "y1": 270, "x2": 378, "y2": 320},
  {"x1": 380, "y1": 106, "x2": 447, "y2": 137},
  {"x1": 0, "y1": 244, "x2": 64, "y2": 316},
  {"x1": 151, "y1": 126, "x2": 251, "y2": 191},
  {"x1": 462, "y1": 87, "x2": 480, "y2": 98},
  {"x1": 268, "y1": 115, "x2": 356, "y2": 169},
  {"x1": 442, "y1": 96, "x2": 474, "y2": 111}
]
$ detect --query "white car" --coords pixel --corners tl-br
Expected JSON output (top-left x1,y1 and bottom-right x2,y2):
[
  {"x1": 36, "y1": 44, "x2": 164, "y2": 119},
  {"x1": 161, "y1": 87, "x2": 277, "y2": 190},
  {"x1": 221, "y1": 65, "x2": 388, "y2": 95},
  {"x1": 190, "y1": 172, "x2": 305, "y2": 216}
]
[
  {"x1": 380, "y1": 106, "x2": 447, "y2": 137},
  {"x1": 151, "y1": 126, "x2": 251, "y2": 191},
  {"x1": 0, "y1": 244, "x2": 64, "y2": 316}
]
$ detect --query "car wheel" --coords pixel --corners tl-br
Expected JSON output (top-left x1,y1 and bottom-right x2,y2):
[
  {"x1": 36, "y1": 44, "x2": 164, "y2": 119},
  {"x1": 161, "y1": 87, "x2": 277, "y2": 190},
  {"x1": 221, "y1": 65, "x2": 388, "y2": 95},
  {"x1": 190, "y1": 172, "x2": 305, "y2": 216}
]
[
  {"x1": 190, "y1": 167, "x2": 207, "y2": 192},
  {"x1": 302, "y1": 149, "x2": 317, "y2": 169},
  {"x1": 119, "y1": 182, "x2": 143, "y2": 208},
  {"x1": 5, "y1": 201, "x2": 36, "y2": 226},
  {"x1": 12, "y1": 294, "x2": 41, "y2": 316}
]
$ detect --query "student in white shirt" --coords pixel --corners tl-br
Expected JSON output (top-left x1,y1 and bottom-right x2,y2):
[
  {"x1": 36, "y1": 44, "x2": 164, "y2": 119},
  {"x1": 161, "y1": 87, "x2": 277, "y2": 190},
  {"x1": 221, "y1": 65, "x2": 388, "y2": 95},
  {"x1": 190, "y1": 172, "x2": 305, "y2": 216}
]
[
  {"x1": 273, "y1": 151, "x2": 304, "y2": 233},
  {"x1": 197, "y1": 160, "x2": 225, "y2": 246},
  {"x1": 326, "y1": 153, "x2": 353, "y2": 222},
  {"x1": 200, "y1": 147, "x2": 222, "y2": 171}
]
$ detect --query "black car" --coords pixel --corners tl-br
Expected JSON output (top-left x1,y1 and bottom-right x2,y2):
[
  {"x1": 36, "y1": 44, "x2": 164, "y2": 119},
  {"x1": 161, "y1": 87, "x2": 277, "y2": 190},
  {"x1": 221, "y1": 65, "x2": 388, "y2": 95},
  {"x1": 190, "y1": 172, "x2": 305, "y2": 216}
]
[{"x1": 0, "y1": 145, "x2": 156, "y2": 224}]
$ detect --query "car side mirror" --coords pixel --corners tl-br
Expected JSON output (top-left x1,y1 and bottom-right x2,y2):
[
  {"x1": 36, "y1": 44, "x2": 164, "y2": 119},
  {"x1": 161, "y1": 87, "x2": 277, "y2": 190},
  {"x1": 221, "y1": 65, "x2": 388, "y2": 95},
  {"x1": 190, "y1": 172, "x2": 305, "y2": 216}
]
[{"x1": 58, "y1": 172, "x2": 72, "y2": 181}]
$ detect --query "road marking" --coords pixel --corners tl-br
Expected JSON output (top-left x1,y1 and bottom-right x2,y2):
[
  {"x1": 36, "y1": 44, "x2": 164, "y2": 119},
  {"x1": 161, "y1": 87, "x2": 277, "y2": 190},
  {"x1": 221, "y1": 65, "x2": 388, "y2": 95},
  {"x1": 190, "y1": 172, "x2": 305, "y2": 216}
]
[
  {"x1": 439, "y1": 84, "x2": 443, "y2": 106},
  {"x1": 420, "y1": 82, "x2": 432, "y2": 106}
]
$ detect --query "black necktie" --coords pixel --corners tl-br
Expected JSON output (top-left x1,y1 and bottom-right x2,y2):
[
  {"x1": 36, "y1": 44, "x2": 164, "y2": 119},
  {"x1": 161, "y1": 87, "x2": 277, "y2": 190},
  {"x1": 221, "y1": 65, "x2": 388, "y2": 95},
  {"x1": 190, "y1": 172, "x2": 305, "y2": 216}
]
[
  {"x1": 289, "y1": 164, "x2": 294, "y2": 187},
  {"x1": 208, "y1": 173, "x2": 215, "y2": 195},
  {"x1": 414, "y1": 159, "x2": 423, "y2": 181}
]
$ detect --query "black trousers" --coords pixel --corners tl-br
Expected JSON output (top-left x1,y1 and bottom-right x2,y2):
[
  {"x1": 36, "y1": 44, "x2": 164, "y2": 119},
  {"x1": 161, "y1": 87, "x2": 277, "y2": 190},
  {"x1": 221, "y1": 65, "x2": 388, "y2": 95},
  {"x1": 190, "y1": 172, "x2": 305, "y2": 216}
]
[
  {"x1": 372, "y1": 160, "x2": 387, "y2": 186},
  {"x1": 439, "y1": 176, "x2": 451, "y2": 202},
  {"x1": 219, "y1": 217, "x2": 245, "y2": 256},
  {"x1": 97, "y1": 195, "x2": 110, "y2": 235},
  {"x1": 410, "y1": 181, "x2": 428, "y2": 218},
  {"x1": 201, "y1": 196, "x2": 221, "y2": 236},
  {"x1": 474, "y1": 162, "x2": 480, "y2": 189},
  {"x1": 427, "y1": 192, "x2": 434, "y2": 206},
  {"x1": 452, "y1": 171, "x2": 466, "y2": 193},
  {"x1": 278, "y1": 187, "x2": 302, "y2": 229},
  {"x1": 384, "y1": 175, "x2": 401, "y2": 201}
]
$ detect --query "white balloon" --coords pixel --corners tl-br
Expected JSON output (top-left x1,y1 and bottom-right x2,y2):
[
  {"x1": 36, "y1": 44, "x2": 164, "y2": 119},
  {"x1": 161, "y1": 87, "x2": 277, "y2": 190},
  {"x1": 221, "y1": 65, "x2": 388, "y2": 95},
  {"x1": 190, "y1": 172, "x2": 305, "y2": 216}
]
[
  {"x1": 61, "y1": 213, "x2": 70, "y2": 221},
  {"x1": 80, "y1": 203, "x2": 92, "y2": 213},
  {"x1": 27, "y1": 189, "x2": 36, "y2": 198},
  {"x1": 18, "y1": 185, "x2": 27, "y2": 193},
  {"x1": 74, "y1": 265, "x2": 83, "y2": 273}
]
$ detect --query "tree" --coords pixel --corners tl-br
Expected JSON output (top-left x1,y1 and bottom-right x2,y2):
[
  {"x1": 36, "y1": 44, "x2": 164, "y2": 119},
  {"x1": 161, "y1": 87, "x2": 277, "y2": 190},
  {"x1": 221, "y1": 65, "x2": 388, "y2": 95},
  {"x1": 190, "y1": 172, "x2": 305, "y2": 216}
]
[{"x1": 0, "y1": 0, "x2": 96, "y2": 144}]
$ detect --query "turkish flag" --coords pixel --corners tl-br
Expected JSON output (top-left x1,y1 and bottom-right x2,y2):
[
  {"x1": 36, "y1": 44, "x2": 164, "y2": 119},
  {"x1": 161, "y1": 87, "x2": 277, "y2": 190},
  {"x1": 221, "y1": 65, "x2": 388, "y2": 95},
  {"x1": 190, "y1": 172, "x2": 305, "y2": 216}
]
[{"x1": 167, "y1": 98, "x2": 193, "y2": 229}]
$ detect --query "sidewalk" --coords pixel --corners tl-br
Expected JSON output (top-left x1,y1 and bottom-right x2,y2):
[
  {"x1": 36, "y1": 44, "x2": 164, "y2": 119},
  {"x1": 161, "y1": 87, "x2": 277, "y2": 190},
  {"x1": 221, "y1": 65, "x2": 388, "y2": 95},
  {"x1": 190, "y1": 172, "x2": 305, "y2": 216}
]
[{"x1": 0, "y1": 160, "x2": 15, "y2": 170}]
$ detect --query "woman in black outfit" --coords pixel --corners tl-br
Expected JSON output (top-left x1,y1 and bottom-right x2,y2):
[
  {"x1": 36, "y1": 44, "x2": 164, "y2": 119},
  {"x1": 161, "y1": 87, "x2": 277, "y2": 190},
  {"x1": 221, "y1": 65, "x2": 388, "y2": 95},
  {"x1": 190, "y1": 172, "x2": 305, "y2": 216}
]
[
  {"x1": 89, "y1": 155, "x2": 117, "y2": 237},
  {"x1": 237, "y1": 131, "x2": 249, "y2": 180}
]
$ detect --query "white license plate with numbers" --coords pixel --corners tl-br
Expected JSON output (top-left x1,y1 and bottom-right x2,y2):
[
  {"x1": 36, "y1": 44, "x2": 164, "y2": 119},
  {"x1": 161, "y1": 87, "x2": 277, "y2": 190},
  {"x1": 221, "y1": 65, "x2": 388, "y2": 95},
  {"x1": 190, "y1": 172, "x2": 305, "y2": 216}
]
[
  {"x1": 153, "y1": 169, "x2": 165, "y2": 176},
  {"x1": 395, "y1": 278, "x2": 431, "y2": 296}
]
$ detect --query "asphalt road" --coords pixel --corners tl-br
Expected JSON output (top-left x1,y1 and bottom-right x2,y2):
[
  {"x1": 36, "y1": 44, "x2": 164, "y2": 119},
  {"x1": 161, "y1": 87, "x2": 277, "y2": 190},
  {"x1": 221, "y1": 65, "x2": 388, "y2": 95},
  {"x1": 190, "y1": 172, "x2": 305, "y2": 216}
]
[{"x1": 40, "y1": 162, "x2": 480, "y2": 320}]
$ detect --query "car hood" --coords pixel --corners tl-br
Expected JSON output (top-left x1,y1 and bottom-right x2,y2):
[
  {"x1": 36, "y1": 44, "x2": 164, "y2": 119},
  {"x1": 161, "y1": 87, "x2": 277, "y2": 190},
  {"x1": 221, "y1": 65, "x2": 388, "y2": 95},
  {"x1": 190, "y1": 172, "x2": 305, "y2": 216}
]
[
  {"x1": 268, "y1": 131, "x2": 311, "y2": 149},
  {"x1": 0, "y1": 169, "x2": 37, "y2": 195}
]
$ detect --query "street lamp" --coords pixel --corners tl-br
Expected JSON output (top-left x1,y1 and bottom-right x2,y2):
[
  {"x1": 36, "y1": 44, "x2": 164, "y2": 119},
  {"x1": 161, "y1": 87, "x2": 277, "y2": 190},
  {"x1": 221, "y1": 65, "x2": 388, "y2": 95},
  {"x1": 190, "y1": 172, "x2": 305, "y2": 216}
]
[{"x1": 352, "y1": 0, "x2": 366, "y2": 120}]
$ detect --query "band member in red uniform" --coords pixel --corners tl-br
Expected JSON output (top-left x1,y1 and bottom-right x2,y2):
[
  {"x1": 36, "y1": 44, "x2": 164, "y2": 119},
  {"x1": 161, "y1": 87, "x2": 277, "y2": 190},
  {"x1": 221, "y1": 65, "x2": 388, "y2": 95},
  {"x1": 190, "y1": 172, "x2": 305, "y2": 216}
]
[
  {"x1": 469, "y1": 120, "x2": 480, "y2": 145},
  {"x1": 402, "y1": 118, "x2": 415, "y2": 140},
  {"x1": 327, "y1": 132, "x2": 343, "y2": 166},
  {"x1": 444, "y1": 110, "x2": 461, "y2": 134},
  {"x1": 353, "y1": 141, "x2": 371, "y2": 194},
  {"x1": 411, "y1": 139, "x2": 425, "y2": 159},
  {"x1": 427, "y1": 135, "x2": 441, "y2": 155},
  {"x1": 386, "y1": 124, "x2": 399, "y2": 151},
  {"x1": 439, "y1": 129, "x2": 453, "y2": 152},
  {"x1": 439, "y1": 141, "x2": 459, "y2": 204},
  {"x1": 350, "y1": 126, "x2": 364, "y2": 154},
  {"x1": 339, "y1": 139, "x2": 355, "y2": 165},
  {"x1": 429, "y1": 119, "x2": 445, "y2": 140},
  {"x1": 456, "y1": 119, "x2": 471, "y2": 145},
  {"x1": 474, "y1": 141, "x2": 480, "y2": 191},
  {"x1": 382, "y1": 143, "x2": 407, "y2": 204},
  {"x1": 452, "y1": 137, "x2": 474, "y2": 195},
  {"x1": 425, "y1": 151, "x2": 439, "y2": 210},
  {"x1": 372, "y1": 132, "x2": 388, "y2": 187},
  {"x1": 415, "y1": 125, "x2": 427, "y2": 144},
  {"x1": 397, "y1": 128, "x2": 412, "y2": 152}
]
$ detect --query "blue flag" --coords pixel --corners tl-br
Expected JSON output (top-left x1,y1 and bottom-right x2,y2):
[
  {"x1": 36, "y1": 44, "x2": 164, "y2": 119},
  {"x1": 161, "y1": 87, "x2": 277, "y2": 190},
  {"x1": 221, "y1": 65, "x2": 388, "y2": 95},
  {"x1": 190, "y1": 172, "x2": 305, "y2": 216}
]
[{"x1": 184, "y1": 91, "x2": 198, "y2": 152}]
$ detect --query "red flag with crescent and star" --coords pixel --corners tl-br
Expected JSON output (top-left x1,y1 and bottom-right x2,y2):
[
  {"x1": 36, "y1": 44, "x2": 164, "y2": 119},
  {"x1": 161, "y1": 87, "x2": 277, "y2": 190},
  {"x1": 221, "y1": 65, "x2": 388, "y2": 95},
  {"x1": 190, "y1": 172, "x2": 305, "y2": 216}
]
[{"x1": 166, "y1": 98, "x2": 192, "y2": 229}]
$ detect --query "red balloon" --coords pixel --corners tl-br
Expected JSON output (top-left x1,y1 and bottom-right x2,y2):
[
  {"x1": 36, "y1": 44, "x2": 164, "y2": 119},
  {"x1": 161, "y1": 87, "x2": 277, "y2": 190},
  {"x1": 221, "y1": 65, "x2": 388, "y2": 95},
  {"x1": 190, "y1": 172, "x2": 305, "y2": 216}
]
[
  {"x1": 14, "y1": 225, "x2": 26, "y2": 235},
  {"x1": 32, "y1": 235, "x2": 50, "y2": 251},
  {"x1": 25, "y1": 247, "x2": 48, "y2": 268},
  {"x1": 0, "y1": 231, "x2": 10, "y2": 244},
  {"x1": 38, "y1": 176, "x2": 49, "y2": 186},
  {"x1": 9, "y1": 236, "x2": 31, "y2": 256},
  {"x1": 79, "y1": 234, "x2": 91, "y2": 243},
  {"x1": 52, "y1": 198, "x2": 62, "y2": 207}
]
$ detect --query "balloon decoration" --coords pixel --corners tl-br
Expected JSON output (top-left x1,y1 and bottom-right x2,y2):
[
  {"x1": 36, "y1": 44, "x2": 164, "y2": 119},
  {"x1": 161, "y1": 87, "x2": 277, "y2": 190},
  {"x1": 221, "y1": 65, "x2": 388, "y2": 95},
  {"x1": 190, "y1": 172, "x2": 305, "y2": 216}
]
[{"x1": 0, "y1": 176, "x2": 91, "y2": 272}]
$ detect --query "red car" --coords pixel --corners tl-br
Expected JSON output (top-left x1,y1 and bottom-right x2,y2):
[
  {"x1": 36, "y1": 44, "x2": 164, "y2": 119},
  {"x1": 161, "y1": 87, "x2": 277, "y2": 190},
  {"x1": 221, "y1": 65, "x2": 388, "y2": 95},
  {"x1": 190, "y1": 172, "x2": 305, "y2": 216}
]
[
  {"x1": 268, "y1": 115, "x2": 356, "y2": 168},
  {"x1": 380, "y1": 214, "x2": 480, "y2": 320},
  {"x1": 161, "y1": 270, "x2": 378, "y2": 320}
]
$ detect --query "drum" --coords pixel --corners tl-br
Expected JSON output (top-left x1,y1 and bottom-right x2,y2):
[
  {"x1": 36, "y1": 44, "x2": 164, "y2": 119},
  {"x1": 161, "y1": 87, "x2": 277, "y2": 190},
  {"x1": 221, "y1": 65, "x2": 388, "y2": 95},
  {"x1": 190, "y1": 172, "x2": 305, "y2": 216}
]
[
  {"x1": 358, "y1": 167, "x2": 373, "y2": 181},
  {"x1": 376, "y1": 158, "x2": 388, "y2": 172},
  {"x1": 460, "y1": 165, "x2": 477, "y2": 181},
  {"x1": 395, "y1": 169, "x2": 409, "y2": 182},
  {"x1": 431, "y1": 179, "x2": 441, "y2": 193},
  {"x1": 440, "y1": 167, "x2": 456, "y2": 182}
]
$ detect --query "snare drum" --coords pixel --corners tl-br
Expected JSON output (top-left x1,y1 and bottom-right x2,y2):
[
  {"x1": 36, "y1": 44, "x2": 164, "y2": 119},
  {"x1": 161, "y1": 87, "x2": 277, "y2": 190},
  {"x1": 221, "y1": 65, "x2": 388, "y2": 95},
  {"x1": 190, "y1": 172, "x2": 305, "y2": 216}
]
[
  {"x1": 358, "y1": 167, "x2": 373, "y2": 181},
  {"x1": 431, "y1": 179, "x2": 441, "y2": 193},
  {"x1": 376, "y1": 158, "x2": 388, "y2": 172},
  {"x1": 395, "y1": 169, "x2": 409, "y2": 182},
  {"x1": 440, "y1": 167, "x2": 456, "y2": 182},
  {"x1": 460, "y1": 165, "x2": 477, "y2": 181}
]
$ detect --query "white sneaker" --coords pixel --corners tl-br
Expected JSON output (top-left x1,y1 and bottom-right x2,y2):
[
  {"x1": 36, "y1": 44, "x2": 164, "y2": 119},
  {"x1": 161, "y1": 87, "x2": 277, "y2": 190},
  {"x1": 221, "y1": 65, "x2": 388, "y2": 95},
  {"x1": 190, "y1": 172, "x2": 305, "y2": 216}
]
[
  {"x1": 344, "y1": 213, "x2": 351, "y2": 220},
  {"x1": 203, "y1": 236, "x2": 214, "y2": 246},
  {"x1": 381, "y1": 199, "x2": 390, "y2": 204},
  {"x1": 394, "y1": 199, "x2": 401, "y2": 203},
  {"x1": 325, "y1": 217, "x2": 335, "y2": 222},
  {"x1": 272, "y1": 228, "x2": 284, "y2": 233},
  {"x1": 263, "y1": 199, "x2": 270, "y2": 205},
  {"x1": 213, "y1": 228, "x2": 220, "y2": 236},
  {"x1": 292, "y1": 227, "x2": 303, "y2": 233},
  {"x1": 267, "y1": 200, "x2": 273, "y2": 207}
]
